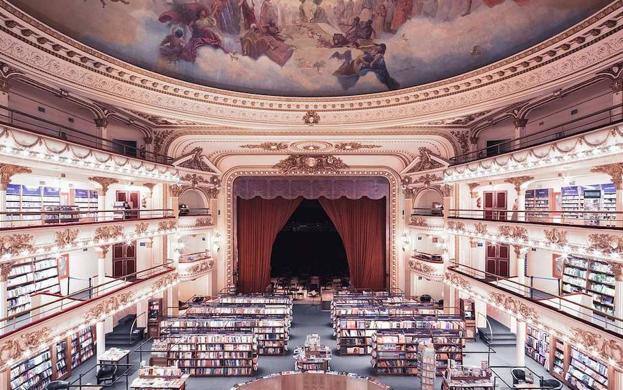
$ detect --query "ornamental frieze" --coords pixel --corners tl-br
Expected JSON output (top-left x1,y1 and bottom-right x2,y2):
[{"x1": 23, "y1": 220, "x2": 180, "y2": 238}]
[
  {"x1": 571, "y1": 328, "x2": 623, "y2": 365},
  {"x1": 443, "y1": 271, "x2": 472, "y2": 292},
  {"x1": 588, "y1": 233, "x2": 623, "y2": 254},
  {"x1": 273, "y1": 154, "x2": 348, "y2": 175},
  {"x1": 497, "y1": 226, "x2": 528, "y2": 241},
  {"x1": 84, "y1": 291, "x2": 135, "y2": 322},
  {"x1": 134, "y1": 222, "x2": 150, "y2": 235},
  {"x1": 194, "y1": 217, "x2": 213, "y2": 227},
  {"x1": 409, "y1": 259, "x2": 443, "y2": 282},
  {"x1": 544, "y1": 228, "x2": 568, "y2": 246},
  {"x1": 446, "y1": 221, "x2": 465, "y2": 231},
  {"x1": 0, "y1": 327, "x2": 51, "y2": 368},
  {"x1": 489, "y1": 291, "x2": 539, "y2": 322},
  {"x1": 410, "y1": 216, "x2": 428, "y2": 227},
  {"x1": 474, "y1": 223, "x2": 488, "y2": 235},
  {"x1": 158, "y1": 220, "x2": 177, "y2": 231}
]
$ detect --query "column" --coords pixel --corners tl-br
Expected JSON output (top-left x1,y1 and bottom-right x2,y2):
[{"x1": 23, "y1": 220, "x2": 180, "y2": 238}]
[
  {"x1": 89, "y1": 177, "x2": 118, "y2": 220},
  {"x1": 0, "y1": 264, "x2": 10, "y2": 328},
  {"x1": 0, "y1": 74, "x2": 9, "y2": 119},
  {"x1": 95, "y1": 117, "x2": 108, "y2": 150},
  {"x1": 515, "y1": 320, "x2": 527, "y2": 367},
  {"x1": 169, "y1": 184, "x2": 181, "y2": 218},
  {"x1": 513, "y1": 117, "x2": 528, "y2": 149},
  {"x1": 136, "y1": 299, "x2": 148, "y2": 328},
  {"x1": 96, "y1": 245, "x2": 113, "y2": 333},
  {"x1": 475, "y1": 298, "x2": 487, "y2": 329},
  {"x1": 504, "y1": 176, "x2": 533, "y2": 222},
  {"x1": 96, "y1": 320, "x2": 105, "y2": 360}
]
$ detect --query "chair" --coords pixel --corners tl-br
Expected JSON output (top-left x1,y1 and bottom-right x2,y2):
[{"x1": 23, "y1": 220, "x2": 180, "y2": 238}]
[
  {"x1": 96, "y1": 364, "x2": 118, "y2": 385},
  {"x1": 511, "y1": 369, "x2": 526, "y2": 385},
  {"x1": 45, "y1": 382, "x2": 70, "y2": 390},
  {"x1": 420, "y1": 294, "x2": 432, "y2": 303},
  {"x1": 540, "y1": 379, "x2": 563, "y2": 390}
]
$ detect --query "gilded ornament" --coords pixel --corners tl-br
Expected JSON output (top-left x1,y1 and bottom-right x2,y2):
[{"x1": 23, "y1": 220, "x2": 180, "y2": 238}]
[
  {"x1": 134, "y1": 222, "x2": 149, "y2": 235},
  {"x1": 0, "y1": 262, "x2": 14, "y2": 282},
  {"x1": 504, "y1": 176, "x2": 534, "y2": 193},
  {"x1": 94, "y1": 225, "x2": 123, "y2": 241},
  {"x1": 498, "y1": 225, "x2": 527, "y2": 241},
  {"x1": 407, "y1": 147, "x2": 444, "y2": 173},
  {"x1": 302, "y1": 110, "x2": 320, "y2": 125},
  {"x1": 474, "y1": 223, "x2": 488, "y2": 235},
  {"x1": 410, "y1": 216, "x2": 428, "y2": 227},
  {"x1": 544, "y1": 228, "x2": 568, "y2": 246},
  {"x1": 0, "y1": 234, "x2": 34, "y2": 257},
  {"x1": 0, "y1": 164, "x2": 31, "y2": 188},
  {"x1": 88, "y1": 176, "x2": 119, "y2": 194},
  {"x1": 55, "y1": 229, "x2": 79, "y2": 247},
  {"x1": 194, "y1": 217, "x2": 213, "y2": 227},
  {"x1": 240, "y1": 142, "x2": 289, "y2": 151},
  {"x1": 273, "y1": 154, "x2": 348, "y2": 174},
  {"x1": 0, "y1": 327, "x2": 51, "y2": 367},
  {"x1": 334, "y1": 142, "x2": 381, "y2": 151},
  {"x1": 591, "y1": 163, "x2": 623, "y2": 190},
  {"x1": 159, "y1": 220, "x2": 177, "y2": 231},
  {"x1": 588, "y1": 233, "x2": 623, "y2": 253}
]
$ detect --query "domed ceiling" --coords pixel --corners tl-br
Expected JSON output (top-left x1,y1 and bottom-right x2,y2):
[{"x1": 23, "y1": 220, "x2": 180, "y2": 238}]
[{"x1": 8, "y1": 0, "x2": 611, "y2": 97}]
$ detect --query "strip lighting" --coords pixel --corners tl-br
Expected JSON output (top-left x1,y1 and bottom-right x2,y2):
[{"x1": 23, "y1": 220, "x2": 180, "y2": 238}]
[
  {"x1": 1, "y1": 227, "x2": 180, "y2": 263},
  {"x1": 445, "y1": 226, "x2": 623, "y2": 263},
  {"x1": 443, "y1": 276, "x2": 622, "y2": 370},
  {"x1": 0, "y1": 143, "x2": 179, "y2": 183},
  {"x1": 2, "y1": 273, "x2": 180, "y2": 370},
  {"x1": 444, "y1": 133, "x2": 623, "y2": 183}
]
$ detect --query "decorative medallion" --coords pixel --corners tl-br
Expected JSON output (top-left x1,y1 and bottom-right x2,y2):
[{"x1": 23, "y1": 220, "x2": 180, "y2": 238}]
[
  {"x1": 240, "y1": 142, "x2": 289, "y2": 151},
  {"x1": 55, "y1": 229, "x2": 79, "y2": 247},
  {"x1": 273, "y1": 154, "x2": 348, "y2": 174},
  {"x1": 289, "y1": 141, "x2": 333, "y2": 152},
  {"x1": 0, "y1": 234, "x2": 34, "y2": 257},
  {"x1": 94, "y1": 225, "x2": 123, "y2": 241},
  {"x1": 302, "y1": 110, "x2": 320, "y2": 126},
  {"x1": 88, "y1": 176, "x2": 119, "y2": 194}
]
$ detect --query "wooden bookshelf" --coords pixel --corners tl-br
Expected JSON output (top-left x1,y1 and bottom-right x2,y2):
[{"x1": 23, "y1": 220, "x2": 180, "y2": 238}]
[
  {"x1": 71, "y1": 327, "x2": 96, "y2": 369},
  {"x1": 150, "y1": 333, "x2": 258, "y2": 376},
  {"x1": 6, "y1": 256, "x2": 60, "y2": 317},
  {"x1": 525, "y1": 325, "x2": 550, "y2": 370},
  {"x1": 561, "y1": 255, "x2": 616, "y2": 319},
  {"x1": 148, "y1": 298, "x2": 163, "y2": 338}
]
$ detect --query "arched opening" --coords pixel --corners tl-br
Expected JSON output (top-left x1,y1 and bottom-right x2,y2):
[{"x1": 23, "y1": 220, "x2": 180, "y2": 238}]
[
  {"x1": 179, "y1": 189, "x2": 207, "y2": 209},
  {"x1": 413, "y1": 188, "x2": 443, "y2": 215},
  {"x1": 270, "y1": 199, "x2": 349, "y2": 286}
]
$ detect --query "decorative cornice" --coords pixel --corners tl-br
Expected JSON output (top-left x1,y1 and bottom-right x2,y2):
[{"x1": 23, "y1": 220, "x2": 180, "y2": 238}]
[
  {"x1": 334, "y1": 142, "x2": 382, "y2": 151},
  {"x1": 273, "y1": 154, "x2": 348, "y2": 175},
  {"x1": 88, "y1": 176, "x2": 118, "y2": 194},
  {"x1": 240, "y1": 142, "x2": 289, "y2": 151},
  {"x1": 0, "y1": 1, "x2": 621, "y2": 128}
]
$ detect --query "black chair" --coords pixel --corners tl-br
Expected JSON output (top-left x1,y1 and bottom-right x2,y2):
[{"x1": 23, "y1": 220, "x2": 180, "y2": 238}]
[
  {"x1": 96, "y1": 364, "x2": 118, "y2": 385},
  {"x1": 511, "y1": 369, "x2": 526, "y2": 385},
  {"x1": 420, "y1": 294, "x2": 432, "y2": 303},
  {"x1": 541, "y1": 379, "x2": 563, "y2": 390},
  {"x1": 45, "y1": 382, "x2": 70, "y2": 390}
]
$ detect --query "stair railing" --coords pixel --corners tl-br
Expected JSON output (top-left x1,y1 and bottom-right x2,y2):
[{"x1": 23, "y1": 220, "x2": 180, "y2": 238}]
[
  {"x1": 477, "y1": 312, "x2": 493, "y2": 366},
  {"x1": 129, "y1": 312, "x2": 147, "y2": 342}
]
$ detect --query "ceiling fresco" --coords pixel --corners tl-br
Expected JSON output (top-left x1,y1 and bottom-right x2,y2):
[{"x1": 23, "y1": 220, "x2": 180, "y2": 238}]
[{"x1": 7, "y1": 0, "x2": 612, "y2": 97}]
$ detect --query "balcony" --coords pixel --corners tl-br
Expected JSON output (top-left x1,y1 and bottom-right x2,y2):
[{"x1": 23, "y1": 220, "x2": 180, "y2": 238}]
[
  {"x1": 444, "y1": 108, "x2": 623, "y2": 183},
  {"x1": 448, "y1": 209, "x2": 621, "y2": 229},
  {"x1": 0, "y1": 208, "x2": 174, "y2": 230},
  {"x1": 0, "y1": 109, "x2": 179, "y2": 182},
  {"x1": 449, "y1": 105, "x2": 623, "y2": 166},
  {"x1": 0, "y1": 105, "x2": 173, "y2": 165},
  {"x1": 0, "y1": 264, "x2": 178, "y2": 370},
  {"x1": 408, "y1": 209, "x2": 444, "y2": 234},
  {"x1": 408, "y1": 251, "x2": 444, "y2": 281},
  {"x1": 178, "y1": 208, "x2": 214, "y2": 233},
  {"x1": 445, "y1": 263, "x2": 622, "y2": 369},
  {"x1": 176, "y1": 251, "x2": 214, "y2": 281}
]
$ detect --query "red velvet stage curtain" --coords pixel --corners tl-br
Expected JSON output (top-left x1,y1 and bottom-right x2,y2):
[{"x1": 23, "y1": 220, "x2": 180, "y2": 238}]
[
  {"x1": 237, "y1": 197, "x2": 303, "y2": 293},
  {"x1": 318, "y1": 197, "x2": 386, "y2": 290}
]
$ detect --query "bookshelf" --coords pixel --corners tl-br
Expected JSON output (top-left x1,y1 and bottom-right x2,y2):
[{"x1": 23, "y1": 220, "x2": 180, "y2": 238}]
[
  {"x1": 561, "y1": 255, "x2": 616, "y2": 318},
  {"x1": 150, "y1": 333, "x2": 258, "y2": 376},
  {"x1": 419, "y1": 344, "x2": 436, "y2": 390},
  {"x1": 459, "y1": 299, "x2": 476, "y2": 340},
  {"x1": 561, "y1": 186, "x2": 584, "y2": 223},
  {"x1": 525, "y1": 325, "x2": 550, "y2": 370},
  {"x1": 525, "y1": 188, "x2": 553, "y2": 221},
  {"x1": 185, "y1": 305, "x2": 292, "y2": 325},
  {"x1": 7, "y1": 256, "x2": 60, "y2": 317},
  {"x1": 73, "y1": 189, "x2": 99, "y2": 212},
  {"x1": 53, "y1": 340, "x2": 68, "y2": 380},
  {"x1": 372, "y1": 331, "x2": 429, "y2": 375},
  {"x1": 9, "y1": 349, "x2": 53, "y2": 390},
  {"x1": 552, "y1": 339, "x2": 565, "y2": 378},
  {"x1": 160, "y1": 318, "x2": 289, "y2": 355},
  {"x1": 336, "y1": 316, "x2": 464, "y2": 356},
  {"x1": 71, "y1": 327, "x2": 96, "y2": 369},
  {"x1": 565, "y1": 348, "x2": 608, "y2": 390},
  {"x1": 148, "y1": 298, "x2": 163, "y2": 338}
]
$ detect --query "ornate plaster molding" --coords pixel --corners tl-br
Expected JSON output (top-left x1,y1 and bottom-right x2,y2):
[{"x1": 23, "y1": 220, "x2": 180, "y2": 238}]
[
  {"x1": 408, "y1": 259, "x2": 443, "y2": 282},
  {"x1": 0, "y1": 163, "x2": 30, "y2": 189},
  {"x1": 55, "y1": 229, "x2": 79, "y2": 247},
  {"x1": 504, "y1": 176, "x2": 534, "y2": 193},
  {"x1": 94, "y1": 225, "x2": 123, "y2": 241},
  {"x1": 240, "y1": 142, "x2": 289, "y2": 151},
  {"x1": 88, "y1": 176, "x2": 118, "y2": 194},
  {"x1": 544, "y1": 228, "x2": 568, "y2": 246},
  {"x1": 591, "y1": 163, "x2": 623, "y2": 190},
  {"x1": 0, "y1": 1, "x2": 621, "y2": 128},
  {"x1": 0, "y1": 233, "x2": 33, "y2": 257},
  {"x1": 224, "y1": 167, "x2": 400, "y2": 290},
  {"x1": 273, "y1": 155, "x2": 348, "y2": 175}
]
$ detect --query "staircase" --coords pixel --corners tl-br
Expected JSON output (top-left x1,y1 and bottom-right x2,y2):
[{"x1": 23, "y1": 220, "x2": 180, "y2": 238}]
[
  {"x1": 477, "y1": 316, "x2": 517, "y2": 347},
  {"x1": 105, "y1": 314, "x2": 145, "y2": 347}
]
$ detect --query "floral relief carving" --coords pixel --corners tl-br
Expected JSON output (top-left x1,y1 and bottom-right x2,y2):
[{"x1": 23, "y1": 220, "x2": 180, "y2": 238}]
[
  {"x1": 169, "y1": 184, "x2": 187, "y2": 197},
  {"x1": 0, "y1": 262, "x2": 14, "y2": 282},
  {"x1": 273, "y1": 154, "x2": 348, "y2": 174},
  {"x1": 333, "y1": 142, "x2": 381, "y2": 151},
  {"x1": 489, "y1": 292, "x2": 539, "y2": 322},
  {"x1": 55, "y1": 229, "x2": 79, "y2": 247},
  {"x1": 88, "y1": 176, "x2": 119, "y2": 194},
  {"x1": 411, "y1": 173, "x2": 442, "y2": 187},
  {"x1": 503, "y1": 176, "x2": 534, "y2": 193},
  {"x1": 410, "y1": 216, "x2": 428, "y2": 227},
  {"x1": 302, "y1": 110, "x2": 320, "y2": 126},
  {"x1": 94, "y1": 225, "x2": 123, "y2": 241},
  {"x1": 84, "y1": 291, "x2": 135, "y2": 322},
  {"x1": 240, "y1": 142, "x2": 289, "y2": 151},
  {"x1": 158, "y1": 220, "x2": 177, "y2": 231},
  {"x1": 591, "y1": 163, "x2": 623, "y2": 190},
  {"x1": 135, "y1": 222, "x2": 149, "y2": 235},
  {"x1": 440, "y1": 184, "x2": 452, "y2": 197},
  {"x1": 474, "y1": 223, "x2": 488, "y2": 235},
  {"x1": 446, "y1": 221, "x2": 465, "y2": 231},
  {"x1": 0, "y1": 234, "x2": 34, "y2": 257},
  {"x1": 0, "y1": 327, "x2": 51, "y2": 368},
  {"x1": 571, "y1": 328, "x2": 623, "y2": 365},
  {"x1": 544, "y1": 228, "x2": 568, "y2": 246},
  {"x1": 194, "y1": 217, "x2": 213, "y2": 227},
  {"x1": 0, "y1": 164, "x2": 31, "y2": 188},
  {"x1": 444, "y1": 271, "x2": 472, "y2": 292},
  {"x1": 497, "y1": 226, "x2": 528, "y2": 241},
  {"x1": 407, "y1": 148, "x2": 444, "y2": 173},
  {"x1": 588, "y1": 233, "x2": 623, "y2": 254}
]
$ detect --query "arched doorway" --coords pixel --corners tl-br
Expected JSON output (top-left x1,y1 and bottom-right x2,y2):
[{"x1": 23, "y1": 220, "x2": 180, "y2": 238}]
[{"x1": 270, "y1": 199, "x2": 349, "y2": 284}]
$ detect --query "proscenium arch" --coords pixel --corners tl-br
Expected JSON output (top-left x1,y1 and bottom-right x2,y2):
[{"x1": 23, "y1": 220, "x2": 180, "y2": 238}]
[{"x1": 220, "y1": 167, "x2": 403, "y2": 293}]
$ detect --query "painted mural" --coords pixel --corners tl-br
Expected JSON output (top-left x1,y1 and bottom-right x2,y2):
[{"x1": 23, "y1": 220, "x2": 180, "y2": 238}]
[{"x1": 7, "y1": 0, "x2": 612, "y2": 96}]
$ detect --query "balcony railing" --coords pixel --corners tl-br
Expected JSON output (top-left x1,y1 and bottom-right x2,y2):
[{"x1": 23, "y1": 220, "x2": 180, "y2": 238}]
[
  {"x1": 179, "y1": 207, "x2": 212, "y2": 217},
  {"x1": 448, "y1": 209, "x2": 620, "y2": 228},
  {"x1": 449, "y1": 105, "x2": 623, "y2": 165},
  {"x1": 0, "y1": 105, "x2": 173, "y2": 165},
  {"x1": 448, "y1": 263, "x2": 623, "y2": 335},
  {"x1": 0, "y1": 263, "x2": 175, "y2": 337},
  {"x1": 177, "y1": 251, "x2": 211, "y2": 264},
  {"x1": 0, "y1": 208, "x2": 174, "y2": 230},
  {"x1": 411, "y1": 207, "x2": 444, "y2": 217}
]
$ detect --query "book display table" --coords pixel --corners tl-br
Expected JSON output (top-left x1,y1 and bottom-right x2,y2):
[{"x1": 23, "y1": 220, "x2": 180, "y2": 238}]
[{"x1": 293, "y1": 334, "x2": 331, "y2": 372}]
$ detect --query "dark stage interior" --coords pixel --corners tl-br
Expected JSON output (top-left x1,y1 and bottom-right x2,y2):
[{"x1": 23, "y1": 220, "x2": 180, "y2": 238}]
[{"x1": 270, "y1": 199, "x2": 349, "y2": 279}]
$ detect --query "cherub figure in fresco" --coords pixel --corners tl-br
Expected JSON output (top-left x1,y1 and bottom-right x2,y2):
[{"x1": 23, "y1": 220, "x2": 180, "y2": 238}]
[{"x1": 330, "y1": 43, "x2": 399, "y2": 91}]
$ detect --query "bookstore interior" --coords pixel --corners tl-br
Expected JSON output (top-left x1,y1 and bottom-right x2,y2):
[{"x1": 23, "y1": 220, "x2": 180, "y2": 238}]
[{"x1": 0, "y1": 1, "x2": 623, "y2": 389}]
